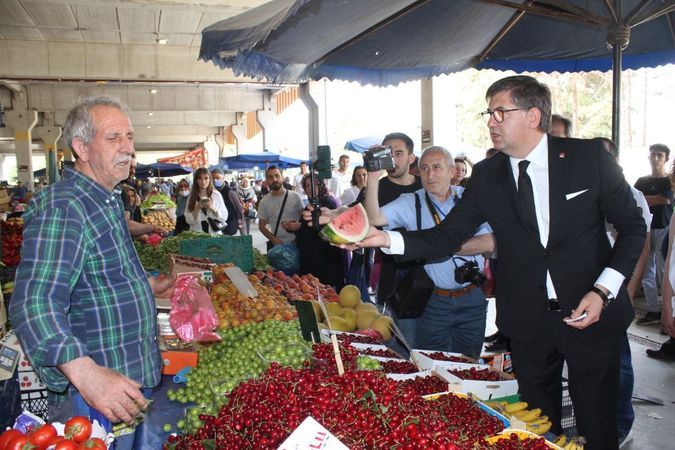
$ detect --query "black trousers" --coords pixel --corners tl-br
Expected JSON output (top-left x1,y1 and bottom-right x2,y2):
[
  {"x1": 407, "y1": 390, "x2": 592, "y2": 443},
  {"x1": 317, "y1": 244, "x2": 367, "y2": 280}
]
[{"x1": 510, "y1": 312, "x2": 622, "y2": 450}]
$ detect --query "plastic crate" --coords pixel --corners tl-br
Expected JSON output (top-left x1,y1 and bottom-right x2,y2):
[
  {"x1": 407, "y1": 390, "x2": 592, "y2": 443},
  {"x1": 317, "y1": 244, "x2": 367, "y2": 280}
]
[
  {"x1": 561, "y1": 379, "x2": 577, "y2": 433},
  {"x1": 21, "y1": 389, "x2": 49, "y2": 420},
  {"x1": 179, "y1": 235, "x2": 253, "y2": 273}
]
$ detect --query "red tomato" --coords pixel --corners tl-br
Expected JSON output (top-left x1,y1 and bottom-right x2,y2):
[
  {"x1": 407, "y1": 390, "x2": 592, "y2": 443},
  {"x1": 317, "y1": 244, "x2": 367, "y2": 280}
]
[
  {"x1": 54, "y1": 441, "x2": 79, "y2": 450},
  {"x1": 0, "y1": 430, "x2": 24, "y2": 450},
  {"x1": 46, "y1": 436, "x2": 66, "y2": 447},
  {"x1": 28, "y1": 424, "x2": 57, "y2": 449},
  {"x1": 64, "y1": 417, "x2": 91, "y2": 444},
  {"x1": 5, "y1": 434, "x2": 32, "y2": 450},
  {"x1": 77, "y1": 438, "x2": 106, "y2": 450}
]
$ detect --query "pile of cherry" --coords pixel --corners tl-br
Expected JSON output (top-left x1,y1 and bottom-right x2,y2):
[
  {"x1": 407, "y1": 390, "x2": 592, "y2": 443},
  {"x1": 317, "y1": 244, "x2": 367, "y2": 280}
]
[{"x1": 163, "y1": 362, "x2": 508, "y2": 449}]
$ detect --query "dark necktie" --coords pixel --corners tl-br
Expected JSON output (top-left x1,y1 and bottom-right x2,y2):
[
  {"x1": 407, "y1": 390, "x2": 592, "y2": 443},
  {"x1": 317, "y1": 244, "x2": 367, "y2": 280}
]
[{"x1": 518, "y1": 160, "x2": 539, "y2": 236}]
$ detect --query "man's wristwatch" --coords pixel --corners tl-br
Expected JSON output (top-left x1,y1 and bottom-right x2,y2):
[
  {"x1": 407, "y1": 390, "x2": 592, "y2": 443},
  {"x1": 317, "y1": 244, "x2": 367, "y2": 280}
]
[{"x1": 590, "y1": 286, "x2": 615, "y2": 309}]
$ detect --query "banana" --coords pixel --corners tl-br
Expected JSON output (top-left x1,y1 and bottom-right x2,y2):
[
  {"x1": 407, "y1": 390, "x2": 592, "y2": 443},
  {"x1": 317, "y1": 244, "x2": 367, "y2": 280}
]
[
  {"x1": 527, "y1": 420, "x2": 552, "y2": 435},
  {"x1": 528, "y1": 415, "x2": 550, "y2": 425},
  {"x1": 563, "y1": 436, "x2": 586, "y2": 450},
  {"x1": 553, "y1": 434, "x2": 567, "y2": 446},
  {"x1": 505, "y1": 401, "x2": 529, "y2": 413},
  {"x1": 513, "y1": 408, "x2": 542, "y2": 422}
]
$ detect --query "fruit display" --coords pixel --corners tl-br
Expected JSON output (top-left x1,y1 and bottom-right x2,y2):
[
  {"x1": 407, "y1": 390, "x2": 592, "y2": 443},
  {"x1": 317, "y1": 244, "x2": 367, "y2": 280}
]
[
  {"x1": 210, "y1": 265, "x2": 297, "y2": 329},
  {"x1": 353, "y1": 346, "x2": 400, "y2": 358},
  {"x1": 167, "y1": 320, "x2": 305, "y2": 418},
  {"x1": 379, "y1": 359, "x2": 420, "y2": 374},
  {"x1": 141, "y1": 209, "x2": 175, "y2": 229},
  {"x1": 1, "y1": 217, "x2": 23, "y2": 266},
  {"x1": 253, "y1": 269, "x2": 339, "y2": 301},
  {"x1": 394, "y1": 374, "x2": 450, "y2": 396},
  {"x1": 0, "y1": 414, "x2": 108, "y2": 450},
  {"x1": 164, "y1": 364, "x2": 506, "y2": 449},
  {"x1": 319, "y1": 203, "x2": 369, "y2": 244}
]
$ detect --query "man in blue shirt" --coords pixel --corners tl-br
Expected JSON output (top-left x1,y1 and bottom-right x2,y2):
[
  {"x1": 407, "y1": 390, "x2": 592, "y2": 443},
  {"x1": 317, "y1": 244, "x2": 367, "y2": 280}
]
[{"x1": 363, "y1": 145, "x2": 494, "y2": 358}]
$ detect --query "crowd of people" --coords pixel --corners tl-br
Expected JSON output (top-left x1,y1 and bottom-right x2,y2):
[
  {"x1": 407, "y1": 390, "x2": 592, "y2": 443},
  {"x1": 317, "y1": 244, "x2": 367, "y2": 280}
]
[{"x1": 5, "y1": 74, "x2": 673, "y2": 450}]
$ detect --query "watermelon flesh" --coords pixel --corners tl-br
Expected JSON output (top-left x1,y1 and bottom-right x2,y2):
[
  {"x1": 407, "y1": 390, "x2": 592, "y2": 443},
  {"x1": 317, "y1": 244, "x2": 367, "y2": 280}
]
[{"x1": 319, "y1": 203, "x2": 370, "y2": 244}]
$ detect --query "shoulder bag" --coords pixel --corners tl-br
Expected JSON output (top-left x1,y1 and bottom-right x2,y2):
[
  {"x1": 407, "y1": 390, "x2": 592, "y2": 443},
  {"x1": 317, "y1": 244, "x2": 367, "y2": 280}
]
[
  {"x1": 386, "y1": 193, "x2": 436, "y2": 319},
  {"x1": 266, "y1": 191, "x2": 289, "y2": 251}
]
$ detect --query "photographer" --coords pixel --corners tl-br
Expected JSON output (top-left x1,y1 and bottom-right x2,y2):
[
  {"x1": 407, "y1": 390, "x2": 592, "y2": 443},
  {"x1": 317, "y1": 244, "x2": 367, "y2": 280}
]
[{"x1": 364, "y1": 145, "x2": 494, "y2": 357}]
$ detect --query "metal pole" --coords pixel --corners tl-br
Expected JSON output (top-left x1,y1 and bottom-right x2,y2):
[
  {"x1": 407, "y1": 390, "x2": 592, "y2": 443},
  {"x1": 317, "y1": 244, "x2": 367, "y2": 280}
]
[{"x1": 612, "y1": 43, "x2": 622, "y2": 149}]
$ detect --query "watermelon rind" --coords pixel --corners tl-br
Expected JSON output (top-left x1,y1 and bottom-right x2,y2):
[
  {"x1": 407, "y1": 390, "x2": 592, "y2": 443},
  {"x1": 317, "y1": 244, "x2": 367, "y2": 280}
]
[{"x1": 319, "y1": 203, "x2": 369, "y2": 245}]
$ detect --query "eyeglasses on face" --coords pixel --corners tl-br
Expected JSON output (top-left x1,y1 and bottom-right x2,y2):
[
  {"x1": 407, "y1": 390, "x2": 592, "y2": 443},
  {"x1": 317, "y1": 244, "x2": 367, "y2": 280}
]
[{"x1": 481, "y1": 108, "x2": 524, "y2": 123}]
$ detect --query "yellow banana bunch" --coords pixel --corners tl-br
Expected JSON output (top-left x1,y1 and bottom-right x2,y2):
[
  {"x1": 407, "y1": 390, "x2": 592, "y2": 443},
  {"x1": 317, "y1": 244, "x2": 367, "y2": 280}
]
[
  {"x1": 527, "y1": 420, "x2": 552, "y2": 435},
  {"x1": 513, "y1": 408, "x2": 542, "y2": 422},
  {"x1": 553, "y1": 434, "x2": 567, "y2": 447},
  {"x1": 505, "y1": 401, "x2": 529, "y2": 413}
]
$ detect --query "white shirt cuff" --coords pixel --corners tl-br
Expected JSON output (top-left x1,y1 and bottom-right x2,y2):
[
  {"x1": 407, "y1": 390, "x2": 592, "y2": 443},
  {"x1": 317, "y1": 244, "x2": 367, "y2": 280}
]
[
  {"x1": 595, "y1": 268, "x2": 625, "y2": 298},
  {"x1": 381, "y1": 230, "x2": 404, "y2": 255}
]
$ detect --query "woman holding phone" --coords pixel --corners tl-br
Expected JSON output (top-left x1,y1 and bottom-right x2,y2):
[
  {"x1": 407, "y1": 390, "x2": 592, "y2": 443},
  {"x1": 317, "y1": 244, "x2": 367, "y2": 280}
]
[{"x1": 184, "y1": 167, "x2": 228, "y2": 235}]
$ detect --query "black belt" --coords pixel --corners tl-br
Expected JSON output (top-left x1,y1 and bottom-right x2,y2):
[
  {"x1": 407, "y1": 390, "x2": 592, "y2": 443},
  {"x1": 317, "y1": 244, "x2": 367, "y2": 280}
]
[{"x1": 547, "y1": 299, "x2": 561, "y2": 312}]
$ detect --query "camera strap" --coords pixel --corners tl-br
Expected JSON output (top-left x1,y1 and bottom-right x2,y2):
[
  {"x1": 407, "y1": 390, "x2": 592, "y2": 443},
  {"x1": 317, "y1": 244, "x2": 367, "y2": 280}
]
[{"x1": 423, "y1": 191, "x2": 443, "y2": 225}]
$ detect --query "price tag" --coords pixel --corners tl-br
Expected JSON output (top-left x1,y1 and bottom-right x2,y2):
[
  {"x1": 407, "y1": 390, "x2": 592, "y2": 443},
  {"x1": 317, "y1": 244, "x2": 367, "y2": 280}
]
[{"x1": 278, "y1": 416, "x2": 349, "y2": 450}]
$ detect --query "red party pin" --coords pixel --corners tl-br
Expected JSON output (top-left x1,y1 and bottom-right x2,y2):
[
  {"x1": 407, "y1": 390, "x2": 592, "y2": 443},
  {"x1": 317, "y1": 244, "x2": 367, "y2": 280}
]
[{"x1": 559, "y1": 152, "x2": 566, "y2": 158}]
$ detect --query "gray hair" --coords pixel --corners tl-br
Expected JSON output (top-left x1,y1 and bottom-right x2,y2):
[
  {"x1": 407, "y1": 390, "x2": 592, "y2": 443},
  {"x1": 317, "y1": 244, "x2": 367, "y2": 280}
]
[
  {"x1": 420, "y1": 145, "x2": 454, "y2": 167},
  {"x1": 486, "y1": 75, "x2": 552, "y2": 133},
  {"x1": 63, "y1": 96, "x2": 131, "y2": 158}
]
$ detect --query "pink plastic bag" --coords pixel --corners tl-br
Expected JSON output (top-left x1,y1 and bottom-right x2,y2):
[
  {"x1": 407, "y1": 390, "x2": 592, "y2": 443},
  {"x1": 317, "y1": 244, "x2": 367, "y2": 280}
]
[{"x1": 169, "y1": 275, "x2": 221, "y2": 342}]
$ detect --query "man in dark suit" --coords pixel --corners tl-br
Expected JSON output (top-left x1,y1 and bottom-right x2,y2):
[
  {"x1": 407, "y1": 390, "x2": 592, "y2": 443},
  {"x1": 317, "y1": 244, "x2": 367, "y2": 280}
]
[{"x1": 352, "y1": 76, "x2": 646, "y2": 449}]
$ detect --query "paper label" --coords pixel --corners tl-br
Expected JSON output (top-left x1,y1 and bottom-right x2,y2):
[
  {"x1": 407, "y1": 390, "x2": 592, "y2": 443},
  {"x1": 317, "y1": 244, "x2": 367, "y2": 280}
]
[{"x1": 278, "y1": 416, "x2": 349, "y2": 450}]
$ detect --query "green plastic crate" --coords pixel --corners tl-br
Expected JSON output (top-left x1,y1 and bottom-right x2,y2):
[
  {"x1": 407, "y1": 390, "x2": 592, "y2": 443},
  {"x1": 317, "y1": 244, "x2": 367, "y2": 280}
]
[{"x1": 179, "y1": 235, "x2": 253, "y2": 272}]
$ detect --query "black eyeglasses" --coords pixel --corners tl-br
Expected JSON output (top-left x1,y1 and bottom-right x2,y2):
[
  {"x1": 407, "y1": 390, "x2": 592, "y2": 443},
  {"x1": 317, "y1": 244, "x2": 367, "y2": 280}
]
[{"x1": 481, "y1": 108, "x2": 524, "y2": 123}]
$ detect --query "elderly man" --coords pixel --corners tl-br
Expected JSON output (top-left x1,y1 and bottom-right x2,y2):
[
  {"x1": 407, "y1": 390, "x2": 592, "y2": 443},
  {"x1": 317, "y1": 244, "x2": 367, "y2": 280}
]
[
  {"x1": 344, "y1": 76, "x2": 645, "y2": 449},
  {"x1": 364, "y1": 145, "x2": 493, "y2": 357},
  {"x1": 10, "y1": 96, "x2": 175, "y2": 447}
]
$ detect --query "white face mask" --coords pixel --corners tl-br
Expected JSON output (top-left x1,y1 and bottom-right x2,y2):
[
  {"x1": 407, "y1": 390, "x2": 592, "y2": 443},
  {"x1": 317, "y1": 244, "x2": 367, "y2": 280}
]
[{"x1": 179, "y1": 190, "x2": 189, "y2": 197}]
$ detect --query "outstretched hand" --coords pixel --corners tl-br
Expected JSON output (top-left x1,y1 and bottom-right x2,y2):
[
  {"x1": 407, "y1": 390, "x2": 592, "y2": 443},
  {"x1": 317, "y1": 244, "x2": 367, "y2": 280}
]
[{"x1": 338, "y1": 226, "x2": 390, "y2": 251}]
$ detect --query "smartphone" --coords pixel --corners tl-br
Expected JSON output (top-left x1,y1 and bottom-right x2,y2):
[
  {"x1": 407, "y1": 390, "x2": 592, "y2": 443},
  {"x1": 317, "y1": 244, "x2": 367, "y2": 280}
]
[{"x1": 563, "y1": 312, "x2": 588, "y2": 323}]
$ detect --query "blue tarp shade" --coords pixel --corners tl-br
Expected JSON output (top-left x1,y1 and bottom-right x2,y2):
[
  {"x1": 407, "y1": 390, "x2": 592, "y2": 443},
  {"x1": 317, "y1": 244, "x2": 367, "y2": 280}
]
[
  {"x1": 344, "y1": 136, "x2": 382, "y2": 153},
  {"x1": 221, "y1": 150, "x2": 307, "y2": 170},
  {"x1": 200, "y1": 0, "x2": 675, "y2": 86}
]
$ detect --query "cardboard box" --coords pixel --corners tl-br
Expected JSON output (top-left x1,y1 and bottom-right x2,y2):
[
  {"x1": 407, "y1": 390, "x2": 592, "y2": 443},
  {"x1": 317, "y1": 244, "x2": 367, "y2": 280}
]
[
  {"x1": 18, "y1": 370, "x2": 46, "y2": 391},
  {"x1": 412, "y1": 349, "x2": 478, "y2": 370},
  {"x1": 434, "y1": 363, "x2": 518, "y2": 400},
  {"x1": 161, "y1": 350, "x2": 199, "y2": 375},
  {"x1": 349, "y1": 342, "x2": 402, "y2": 359}
]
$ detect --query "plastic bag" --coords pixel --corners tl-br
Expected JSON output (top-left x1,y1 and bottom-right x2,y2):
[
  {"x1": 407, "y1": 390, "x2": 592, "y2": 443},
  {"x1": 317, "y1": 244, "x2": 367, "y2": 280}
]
[
  {"x1": 267, "y1": 242, "x2": 300, "y2": 275},
  {"x1": 169, "y1": 275, "x2": 221, "y2": 342}
]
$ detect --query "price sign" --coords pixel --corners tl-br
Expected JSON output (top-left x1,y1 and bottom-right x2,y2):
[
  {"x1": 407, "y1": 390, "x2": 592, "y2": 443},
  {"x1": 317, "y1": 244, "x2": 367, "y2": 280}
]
[{"x1": 278, "y1": 416, "x2": 349, "y2": 450}]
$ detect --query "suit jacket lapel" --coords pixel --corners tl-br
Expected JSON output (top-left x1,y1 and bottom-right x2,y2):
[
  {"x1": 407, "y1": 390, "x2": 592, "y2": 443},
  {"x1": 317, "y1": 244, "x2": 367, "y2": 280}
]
[{"x1": 547, "y1": 137, "x2": 569, "y2": 249}]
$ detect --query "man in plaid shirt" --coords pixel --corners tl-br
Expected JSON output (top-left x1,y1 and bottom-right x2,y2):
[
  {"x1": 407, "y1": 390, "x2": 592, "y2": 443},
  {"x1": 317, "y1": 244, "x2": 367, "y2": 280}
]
[{"x1": 9, "y1": 96, "x2": 175, "y2": 436}]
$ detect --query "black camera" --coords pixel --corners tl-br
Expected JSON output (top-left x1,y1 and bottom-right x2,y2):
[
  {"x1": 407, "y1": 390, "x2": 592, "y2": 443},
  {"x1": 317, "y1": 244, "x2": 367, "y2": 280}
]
[
  {"x1": 454, "y1": 260, "x2": 486, "y2": 286},
  {"x1": 363, "y1": 146, "x2": 395, "y2": 172}
]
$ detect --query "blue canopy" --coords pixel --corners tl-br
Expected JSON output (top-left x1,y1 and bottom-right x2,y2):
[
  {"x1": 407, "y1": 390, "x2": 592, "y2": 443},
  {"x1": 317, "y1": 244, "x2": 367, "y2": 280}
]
[
  {"x1": 221, "y1": 150, "x2": 307, "y2": 170},
  {"x1": 200, "y1": 0, "x2": 675, "y2": 86},
  {"x1": 344, "y1": 136, "x2": 382, "y2": 153},
  {"x1": 135, "y1": 162, "x2": 193, "y2": 179}
]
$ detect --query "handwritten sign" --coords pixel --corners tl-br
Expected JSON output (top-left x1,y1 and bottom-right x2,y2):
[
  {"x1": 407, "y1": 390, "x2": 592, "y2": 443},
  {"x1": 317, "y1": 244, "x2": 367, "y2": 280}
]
[{"x1": 278, "y1": 416, "x2": 349, "y2": 450}]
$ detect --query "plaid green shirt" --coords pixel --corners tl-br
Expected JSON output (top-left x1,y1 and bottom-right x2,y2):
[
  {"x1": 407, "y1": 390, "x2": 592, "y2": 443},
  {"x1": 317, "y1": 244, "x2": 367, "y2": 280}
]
[{"x1": 9, "y1": 168, "x2": 161, "y2": 395}]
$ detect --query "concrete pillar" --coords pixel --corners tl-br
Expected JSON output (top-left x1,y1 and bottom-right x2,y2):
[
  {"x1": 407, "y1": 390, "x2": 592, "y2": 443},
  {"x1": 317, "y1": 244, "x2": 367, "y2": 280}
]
[
  {"x1": 420, "y1": 78, "x2": 434, "y2": 147},
  {"x1": 4, "y1": 88, "x2": 38, "y2": 190},
  {"x1": 256, "y1": 90, "x2": 277, "y2": 151},
  {"x1": 34, "y1": 122, "x2": 63, "y2": 184},
  {"x1": 299, "y1": 82, "x2": 320, "y2": 160},
  {"x1": 231, "y1": 112, "x2": 247, "y2": 154},
  {"x1": 0, "y1": 155, "x2": 5, "y2": 180}
]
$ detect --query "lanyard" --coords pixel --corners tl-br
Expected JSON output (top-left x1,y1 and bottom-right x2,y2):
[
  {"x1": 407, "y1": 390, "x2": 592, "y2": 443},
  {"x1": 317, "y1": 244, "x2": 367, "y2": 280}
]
[{"x1": 423, "y1": 191, "x2": 452, "y2": 224}]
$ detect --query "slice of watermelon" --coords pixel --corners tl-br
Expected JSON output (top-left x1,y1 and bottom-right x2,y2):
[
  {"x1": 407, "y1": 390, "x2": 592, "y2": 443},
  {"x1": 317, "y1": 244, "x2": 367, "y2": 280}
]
[{"x1": 319, "y1": 203, "x2": 370, "y2": 245}]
